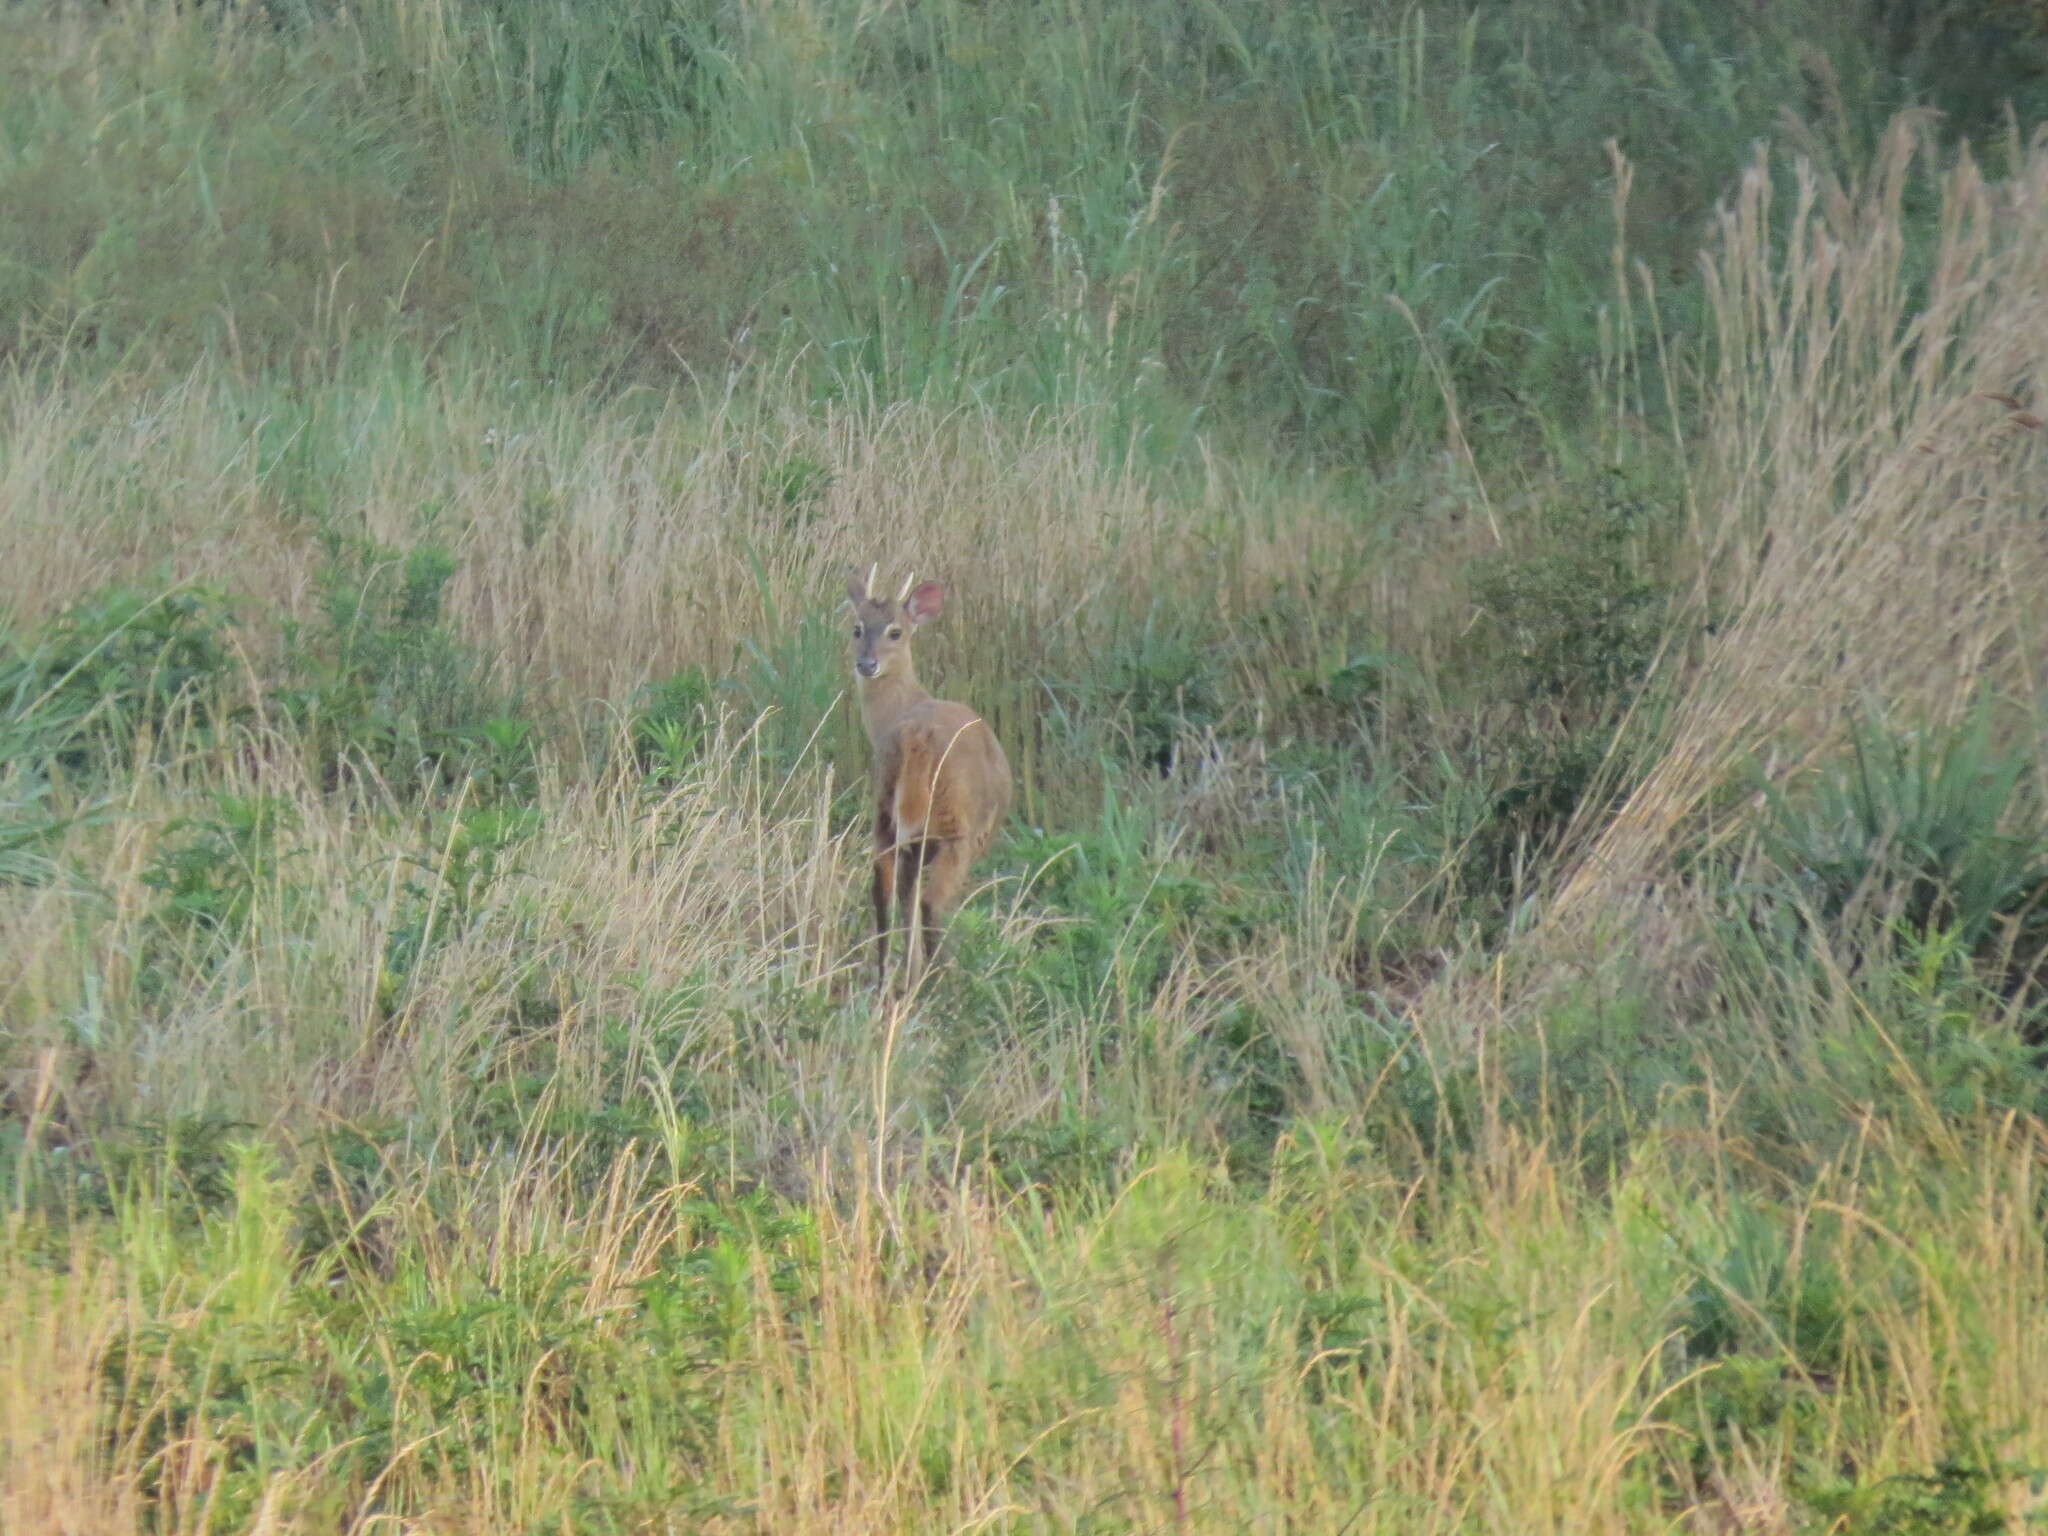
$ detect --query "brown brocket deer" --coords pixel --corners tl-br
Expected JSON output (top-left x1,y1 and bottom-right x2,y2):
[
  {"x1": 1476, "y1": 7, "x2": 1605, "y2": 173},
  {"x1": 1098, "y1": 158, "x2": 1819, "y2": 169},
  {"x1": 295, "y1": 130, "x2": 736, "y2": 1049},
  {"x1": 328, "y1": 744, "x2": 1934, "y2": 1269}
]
[{"x1": 844, "y1": 565, "x2": 1012, "y2": 987}]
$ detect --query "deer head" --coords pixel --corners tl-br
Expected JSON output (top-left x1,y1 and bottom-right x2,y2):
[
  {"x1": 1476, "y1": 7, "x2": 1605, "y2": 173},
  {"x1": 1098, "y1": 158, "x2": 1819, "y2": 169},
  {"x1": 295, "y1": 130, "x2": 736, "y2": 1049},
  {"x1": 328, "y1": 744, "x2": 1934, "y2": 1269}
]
[{"x1": 845, "y1": 565, "x2": 944, "y2": 682}]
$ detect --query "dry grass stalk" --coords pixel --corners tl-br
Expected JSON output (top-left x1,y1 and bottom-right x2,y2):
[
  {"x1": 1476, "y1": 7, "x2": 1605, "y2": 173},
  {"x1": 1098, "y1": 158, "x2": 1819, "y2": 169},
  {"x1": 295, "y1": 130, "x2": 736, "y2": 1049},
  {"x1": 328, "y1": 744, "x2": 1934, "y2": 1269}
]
[{"x1": 1549, "y1": 114, "x2": 2048, "y2": 928}]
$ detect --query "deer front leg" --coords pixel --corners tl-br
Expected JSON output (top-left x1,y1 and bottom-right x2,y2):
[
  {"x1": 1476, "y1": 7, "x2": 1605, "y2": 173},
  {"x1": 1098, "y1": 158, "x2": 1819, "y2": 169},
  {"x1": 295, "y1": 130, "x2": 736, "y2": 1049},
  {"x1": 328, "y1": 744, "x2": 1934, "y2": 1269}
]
[
  {"x1": 871, "y1": 809, "x2": 897, "y2": 988},
  {"x1": 897, "y1": 843, "x2": 927, "y2": 983}
]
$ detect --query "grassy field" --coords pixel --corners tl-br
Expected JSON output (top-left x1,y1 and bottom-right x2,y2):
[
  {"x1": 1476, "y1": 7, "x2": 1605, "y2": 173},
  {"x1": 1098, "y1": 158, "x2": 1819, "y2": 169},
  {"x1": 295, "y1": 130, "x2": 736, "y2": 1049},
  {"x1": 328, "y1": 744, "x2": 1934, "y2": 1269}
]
[{"x1": 7, "y1": 0, "x2": 2048, "y2": 1530}]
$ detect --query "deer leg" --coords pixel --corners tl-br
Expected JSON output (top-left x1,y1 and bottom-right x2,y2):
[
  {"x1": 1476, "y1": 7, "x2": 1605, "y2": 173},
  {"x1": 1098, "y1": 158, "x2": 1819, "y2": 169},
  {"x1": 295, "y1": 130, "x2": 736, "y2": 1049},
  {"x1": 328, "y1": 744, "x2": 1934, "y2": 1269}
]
[
  {"x1": 897, "y1": 842, "x2": 927, "y2": 982},
  {"x1": 871, "y1": 809, "x2": 897, "y2": 989},
  {"x1": 916, "y1": 838, "x2": 971, "y2": 975}
]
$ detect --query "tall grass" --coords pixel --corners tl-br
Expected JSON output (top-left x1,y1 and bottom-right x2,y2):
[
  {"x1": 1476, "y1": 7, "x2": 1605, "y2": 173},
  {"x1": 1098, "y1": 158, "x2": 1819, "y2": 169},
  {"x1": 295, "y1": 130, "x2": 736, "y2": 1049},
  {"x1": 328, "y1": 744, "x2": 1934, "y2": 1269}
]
[
  {"x1": 8, "y1": 0, "x2": 2048, "y2": 1530},
  {"x1": 9, "y1": 0, "x2": 2027, "y2": 451},
  {"x1": 1547, "y1": 114, "x2": 2048, "y2": 929}
]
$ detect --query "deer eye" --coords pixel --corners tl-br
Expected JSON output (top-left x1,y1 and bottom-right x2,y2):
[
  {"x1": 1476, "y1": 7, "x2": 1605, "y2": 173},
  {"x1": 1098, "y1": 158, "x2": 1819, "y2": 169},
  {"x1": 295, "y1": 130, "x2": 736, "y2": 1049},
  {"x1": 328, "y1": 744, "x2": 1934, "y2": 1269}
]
[
  {"x1": 851, "y1": 623, "x2": 864, "y2": 638},
  {"x1": 886, "y1": 626, "x2": 903, "y2": 640}
]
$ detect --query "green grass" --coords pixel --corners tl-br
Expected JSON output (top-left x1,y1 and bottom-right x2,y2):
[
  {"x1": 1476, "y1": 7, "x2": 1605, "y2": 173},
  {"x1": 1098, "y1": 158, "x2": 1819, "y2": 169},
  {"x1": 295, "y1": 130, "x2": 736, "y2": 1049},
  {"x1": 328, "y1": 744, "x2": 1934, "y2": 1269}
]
[{"x1": 7, "y1": 0, "x2": 2048, "y2": 1529}]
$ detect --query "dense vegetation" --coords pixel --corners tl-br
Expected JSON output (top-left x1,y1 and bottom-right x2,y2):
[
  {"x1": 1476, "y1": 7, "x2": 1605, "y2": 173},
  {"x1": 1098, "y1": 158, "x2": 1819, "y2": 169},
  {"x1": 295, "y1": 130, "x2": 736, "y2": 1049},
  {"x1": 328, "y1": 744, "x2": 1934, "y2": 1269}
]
[{"x1": 5, "y1": 0, "x2": 2048, "y2": 1529}]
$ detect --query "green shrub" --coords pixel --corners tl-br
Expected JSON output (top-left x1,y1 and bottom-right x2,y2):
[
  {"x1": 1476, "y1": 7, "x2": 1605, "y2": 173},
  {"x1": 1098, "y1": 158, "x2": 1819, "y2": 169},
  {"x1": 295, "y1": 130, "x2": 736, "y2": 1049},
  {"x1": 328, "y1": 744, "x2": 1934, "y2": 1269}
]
[
  {"x1": 143, "y1": 792, "x2": 294, "y2": 941},
  {"x1": 999, "y1": 797, "x2": 1213, "y2": 1017},
  {"x1": 724, "y1": 605, "x2": 850, "y2": 788},
  {"x1": 0, "y1": 587, "x2": 240, "y2": 773},
  {"x1": 276, "y1": 536, "x2": 534, "y2": 795},
  {"x1": 1082, "y1": 615, "x2": 1225, "y2": 775},
  {"x1": 1467, "y1": 470, "x2": 1672, "y2": 718},
  {"x1": 1758, "y1": 702, "x2": 2048, "y2": 982},
  {"x1": 1802, "y1": 1446, "x2": 2047, "y2": 1534},
  {"x1": 628, "y1": 666, "x2": 715, "y2": 779},
  {"x1": 378, "y1": 802, "x2": 542, "y2": 1011},
  {"x1": 763, "y1": 453, "x2": 834, "y2": 529}
]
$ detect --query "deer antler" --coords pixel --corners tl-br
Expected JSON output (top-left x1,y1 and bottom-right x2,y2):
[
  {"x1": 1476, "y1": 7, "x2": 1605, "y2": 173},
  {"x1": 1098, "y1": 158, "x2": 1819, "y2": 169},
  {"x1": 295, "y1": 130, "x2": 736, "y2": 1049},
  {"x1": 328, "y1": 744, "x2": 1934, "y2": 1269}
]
[
  {"x1": 896, "y1": 571, "x2": 918, "y2": 603},
  {"x1": 863, "y1": 563, "x2": 878, "y2": 601}
]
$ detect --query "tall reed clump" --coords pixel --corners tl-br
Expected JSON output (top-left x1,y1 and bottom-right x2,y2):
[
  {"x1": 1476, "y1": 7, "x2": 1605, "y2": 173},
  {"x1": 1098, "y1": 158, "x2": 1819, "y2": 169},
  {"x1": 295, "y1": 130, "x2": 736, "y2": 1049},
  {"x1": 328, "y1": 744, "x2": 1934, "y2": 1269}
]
[{"x1": 1545, "y1": 115, "x2": 2048, "y2": 930}]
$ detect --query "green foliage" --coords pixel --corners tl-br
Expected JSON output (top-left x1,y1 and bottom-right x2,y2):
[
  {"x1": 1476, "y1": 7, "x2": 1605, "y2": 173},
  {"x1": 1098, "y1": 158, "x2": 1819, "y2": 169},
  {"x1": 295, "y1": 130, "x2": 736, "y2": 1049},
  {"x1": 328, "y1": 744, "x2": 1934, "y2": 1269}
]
[
  {"x1": 293, "y1": 1120, "x2": 404, "y2": 1272},
  {"x1": 379, "y1": 802, "x2": 542, "y2": 1009},
  {"x1": 983, "y1": 1115, "x2": 1139, "y2": 1198},
  {"x1": 0, "y1": 677, "x2": 97, "y2": 889},
  {"x1": 628, "y1": 666, "x2": 715, "y2": 780},
  {"x1": 1673, "y1": 1200, "x2": 1856, "y2": 1374},
  {"x1": 143, "y1": 792, "x2": 293, "y2": 939},
  {"x1": 86, "y1": 1144, "x2": 817, "y2": 1517},
  {"x1": 1286, "y1": 647, "x2": 1397, "y2": 739},
  {"x1": 15, "y1": 0, "x2": 2028, "y2": 448},
  {"x1": 0, "y1": 793, "x2": 73, "y2": 889},
  {"x1": 97, "y1": 1114, "x2": 257, "y2": 1215},
  {"x1": 1084, "y1": 615, "x2": 1224, "y2": 775},
  {"x1": 277, "y1": 537, "x2": 535, "y2": 795},
  {"x1": 0, "y1": 588, "x2": 236, "y2": 890},
  {"x1": 1431, "y1": 471, "x2": 1676, "y2": 898},
  {"x1": 1759, "y1": 703, "x2": 2048, "y2": 976},
  {"x1": 725, "y1": 603, "x2": 849, "y2": 786},
  {"x1": 1478, "y1": 729, "x2": 1631, "y2": 892},
  {"x1": 0, "y1": 7, "x2": 433, "y2": 366},
  {"x1": 1804, "y1": 1448, "x2": 2048, "y2": 1534},
  {"x1": 1652, "y1": 1197, "x2": 1864, "y2": 1503},
  {"x1": 634, "y1": 1190, "x2": 813, "y2": 1358},
  {"x1": 451, "y1": 0, "x2": 726, "y2": 178},
  {"x1": 374, "y1": 1254, "x2": 611, "y2": 1475},
  {"x1": 0, "y1": 587, "x2": 239, "y2": 772},
  {"x1": 1468, "y1": 470, "x2": 1673, "y2": 716},
  {"x1": 1411, "y1": 727, "x2": 1635, "y2": 905},
  {"x1": 763, "y1": 453, "x2": 834, "y2": 528},
  {"x1": 998, "y1": 796, "x2": 1210, "y2": 1016}
]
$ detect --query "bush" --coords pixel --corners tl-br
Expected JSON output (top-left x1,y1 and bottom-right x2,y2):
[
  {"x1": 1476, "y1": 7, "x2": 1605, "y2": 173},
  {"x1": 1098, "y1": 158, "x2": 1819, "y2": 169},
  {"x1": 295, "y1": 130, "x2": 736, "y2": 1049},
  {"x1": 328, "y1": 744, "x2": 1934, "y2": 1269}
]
[
  {"x1": 143, "y1": 792, "x2": 294, "y2": 941},
  {"x1": 0, "y1": 586, "x2": 240, "y2": 774},
  {"x1": 276, "y1": 537, "x2": 534, "y2": 795},
  {"x1": 628, "y1": 666, "x2": 715, "y2": 780},
  {"x1": 1087, "y1": 615, "x2": 1225, "y2": 775},
  {"x1": 1758, "y1": 702, "x2": 2048, "y2": 985},
  {"x1": 1467, "y1": 469, "x2": 1673, "y2": 719},
  {"x1": 1802, "y1": 1447, "x2": 2046, "y2": 1535}
]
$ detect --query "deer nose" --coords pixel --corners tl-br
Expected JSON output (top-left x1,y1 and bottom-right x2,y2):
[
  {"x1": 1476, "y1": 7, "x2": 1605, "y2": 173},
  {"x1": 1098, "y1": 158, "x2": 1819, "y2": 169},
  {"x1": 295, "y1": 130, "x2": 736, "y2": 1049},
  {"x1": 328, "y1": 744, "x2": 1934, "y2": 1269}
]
[{"x1": 856, "y1": 657, "x2": 879, "y2": 678}]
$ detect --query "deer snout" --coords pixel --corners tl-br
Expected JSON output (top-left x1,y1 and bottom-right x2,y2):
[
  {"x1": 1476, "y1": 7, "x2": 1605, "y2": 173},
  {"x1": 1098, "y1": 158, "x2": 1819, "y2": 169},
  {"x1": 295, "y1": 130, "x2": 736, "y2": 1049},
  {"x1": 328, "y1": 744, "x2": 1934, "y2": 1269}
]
[{"x1": 855, "y1": 656, "x2": 880, "y2": 678}]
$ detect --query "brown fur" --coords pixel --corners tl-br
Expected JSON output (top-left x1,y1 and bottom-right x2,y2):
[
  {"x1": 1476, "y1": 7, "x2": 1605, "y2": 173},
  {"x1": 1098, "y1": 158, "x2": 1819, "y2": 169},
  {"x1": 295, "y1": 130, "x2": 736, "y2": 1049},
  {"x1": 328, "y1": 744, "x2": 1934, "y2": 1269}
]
[{"x1": 846, "y1": 571, "x2": 1012, "y2": 986}]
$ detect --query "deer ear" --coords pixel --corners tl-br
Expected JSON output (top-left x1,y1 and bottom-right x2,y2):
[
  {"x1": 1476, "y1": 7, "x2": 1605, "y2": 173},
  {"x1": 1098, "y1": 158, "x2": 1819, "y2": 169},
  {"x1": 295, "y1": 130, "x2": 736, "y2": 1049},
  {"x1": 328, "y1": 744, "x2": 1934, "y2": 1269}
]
[{"x1": 904, "y1": 581, "x2": 945, "y2": 624}]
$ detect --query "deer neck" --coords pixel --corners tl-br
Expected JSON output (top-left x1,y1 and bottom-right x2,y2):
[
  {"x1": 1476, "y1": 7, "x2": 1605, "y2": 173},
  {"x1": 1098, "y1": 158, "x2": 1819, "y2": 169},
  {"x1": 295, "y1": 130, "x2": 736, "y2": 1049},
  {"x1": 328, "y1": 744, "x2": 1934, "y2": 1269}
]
[{"x1": 856, "y1": 662, "x2": 930, "y2": 746}]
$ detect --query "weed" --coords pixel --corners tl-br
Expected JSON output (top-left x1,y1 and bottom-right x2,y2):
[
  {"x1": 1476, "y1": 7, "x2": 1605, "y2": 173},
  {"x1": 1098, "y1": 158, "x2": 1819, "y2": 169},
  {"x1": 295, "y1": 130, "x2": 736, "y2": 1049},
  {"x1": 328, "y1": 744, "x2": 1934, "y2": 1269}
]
[
  {"x1": 763, "y1": 453, "x2": 834, "y2": 530},
  {"x1": 724, "y1": 606, "x2": 849, "y2": 786},
  {"x1": 379, "y1": 803, "x2": 542, "y2": 1010},
  {"x1": 142, "y1": 793, "x2": 294, "y2": 940},
  {"x1": 277, "y1": 536, "x2": 533, "y2": 794},
  {"x1": 1467, "y1": 469, "x2": 1673, "y2": 719},
  {"x1": 1759, "y1": 702, "x2": 2048, "y2": 981},
  {"x1": 628, "y1": 666, "x2": 715, "y2": 779},
  {"x1": 0, "y1": 587, "x2": 239, "y2": 774},
  {"x1": 1088, "y1": 616, "x2": 1225, "y2": 775},
  {"x1": 1803, "y1": 1447, "x2": 2048, "y2": 1534},
  {"x1": 983, "y1": 1115, "x2": 1138, "y2": 1198}
]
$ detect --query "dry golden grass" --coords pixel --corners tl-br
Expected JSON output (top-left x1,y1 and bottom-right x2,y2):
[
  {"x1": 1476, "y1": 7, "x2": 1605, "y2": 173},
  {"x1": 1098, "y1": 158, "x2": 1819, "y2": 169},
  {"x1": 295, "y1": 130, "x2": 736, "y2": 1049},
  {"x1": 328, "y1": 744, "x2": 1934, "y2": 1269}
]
[
  {"x1": 0, "y1": 364, "x2": 1394, "y2": 713},
  {"x1": 1551, "y1": 116, "x2": 2048, "y2": 924}
]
